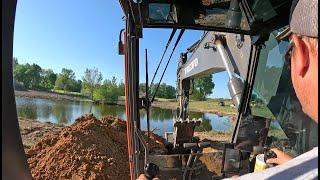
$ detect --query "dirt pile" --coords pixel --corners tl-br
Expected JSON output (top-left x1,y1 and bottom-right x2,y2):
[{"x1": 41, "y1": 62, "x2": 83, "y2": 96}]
[
  {"x1": 19, "y1": 118, "x2": 64, "y2": 151},
  {"x1": 101, "y1": 115, "x2": 127, "y2": 132},
  {"x1": 26, "y1": 114, "x2": 130, "y2": 180},
  {"x1": 26, "y1": 114, "x2": 168, "y2": 180}
]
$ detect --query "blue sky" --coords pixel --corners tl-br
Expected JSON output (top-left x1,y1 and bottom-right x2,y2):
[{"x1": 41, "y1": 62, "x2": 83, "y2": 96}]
[{"x1": 13, "y1": 0, "x2": 230, "y2": 98}]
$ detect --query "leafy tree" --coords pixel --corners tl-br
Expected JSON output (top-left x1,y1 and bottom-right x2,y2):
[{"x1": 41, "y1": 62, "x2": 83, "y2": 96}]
[
  {"x1": 72, "y1": 80, "x2": 82, "y2": 93},
  {"x1": 13, "y1": 63, "x2": 42, "y2": 89},
  {"x1": 139, "y1": 83, "x2": 151, "y2": 96},
  {"x1": 155, "y1": 83, "x2": 165, "y2": 98},
  {"x1": 162, "y1": 83, "x2": 176, "y2": 99},
  {"x1": 191, "y1": 74, "x2": 215, "y2": 101},
  {"x1": 143, "y1": 83, "x2": 176, "y2": 99},
  {"x1": 93, "y1": 85, "x2": 106, "y2": 101},
  {"x1": 118, "y1": 81, "x2": 125, "y2": 96},
  {"x1": 54, "y1": 68, "x2": 77, "y2": 92},
  {"x1": 39, "y1": 69, "x2": 57, "y2": 90},
  {"x1": 93, "y1": 76, "x2": 121, "y2": 103},
  {"x1": 82, "y1": 67, "x2": 103, "y2": 100}
]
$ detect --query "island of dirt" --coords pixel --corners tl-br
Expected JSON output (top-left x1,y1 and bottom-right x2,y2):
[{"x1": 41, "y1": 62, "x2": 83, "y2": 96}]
[{"x1": 20, "y1": 115, "x2": 230, "y2": 179}]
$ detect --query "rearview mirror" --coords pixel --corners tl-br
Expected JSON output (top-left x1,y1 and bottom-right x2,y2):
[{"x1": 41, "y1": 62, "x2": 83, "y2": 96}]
[
  {"x1": 118, "y1": 41, "x2": 124, "y2": 55},
  {"x1": 118, "y1": 29, "x2": 125, "y2": 55}
]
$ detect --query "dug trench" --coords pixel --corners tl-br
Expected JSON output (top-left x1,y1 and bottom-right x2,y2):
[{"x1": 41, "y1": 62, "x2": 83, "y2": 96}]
[{"x1": 19, "y1": 114, "x2": 230, "y2": 180}]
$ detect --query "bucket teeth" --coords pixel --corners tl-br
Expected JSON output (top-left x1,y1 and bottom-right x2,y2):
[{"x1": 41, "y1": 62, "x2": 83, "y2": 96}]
[
  {"x1": 172, "y1": 117, "x2": 203, "y2": 148},
  {"x1": 173, "y1": 118, "x2": 202, "y2": 125}
]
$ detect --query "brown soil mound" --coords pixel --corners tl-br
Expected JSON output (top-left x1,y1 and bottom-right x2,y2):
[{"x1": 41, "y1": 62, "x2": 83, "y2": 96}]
[
  {"x1": 101, "y1": 115, "x2": 127, "y2": 132},
  {"x1": 26, "y1": 114, "x2": 130, "y2": 180},
  {"x1": 19, "y1": 118, "x2": 64, "y2": 151},
  {"x1": 26, "y1": 114, "x2": 168, "y2": 180}
]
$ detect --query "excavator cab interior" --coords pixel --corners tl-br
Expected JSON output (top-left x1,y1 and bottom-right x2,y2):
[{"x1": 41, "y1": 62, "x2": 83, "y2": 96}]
[
  {"x1": 117, "y1": 0, "x2": 318, "y2": 179},
  {"x1": 2, "y1": 0, "x2": 318, "y2": 179}
]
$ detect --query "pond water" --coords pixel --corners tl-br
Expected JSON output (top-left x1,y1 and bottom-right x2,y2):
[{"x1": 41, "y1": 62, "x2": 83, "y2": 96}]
[{"x1": 15, "y1": 97, "x2": 235, "y2": 137}]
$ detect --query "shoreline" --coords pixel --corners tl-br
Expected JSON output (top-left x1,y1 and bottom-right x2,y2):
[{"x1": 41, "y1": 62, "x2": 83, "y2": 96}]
[
  {"x1": 152, "y1": 101, "x2": 237, "y2": 119},
  {"x1": 118, "y1": 100, "x2": 237, "y2": 119},
  {"x1": 15, "y1": 90, "x2": 237, "y2": 119},
  {"x1": 19, "y1": 118, "x2": 65, "y2": 151},
  {"x1": 15, "y1": 90, "x2": 92, "y2": 102}
]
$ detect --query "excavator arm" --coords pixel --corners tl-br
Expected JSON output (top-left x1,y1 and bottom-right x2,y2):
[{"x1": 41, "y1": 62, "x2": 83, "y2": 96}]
[{"x1": 171, "y1": 32, "x2": 253, "y2": 156}]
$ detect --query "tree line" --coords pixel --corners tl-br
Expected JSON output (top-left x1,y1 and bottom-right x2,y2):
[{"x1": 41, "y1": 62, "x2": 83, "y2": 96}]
[
  {"x1": 13, "y1": 58, "x2": 215, "y2": 102},
  {"x1": 139, "y1": 83, "x2": 176, "y2": 99},
  {"x1": 13, "y1": 58, "x2": 82, "y2": 92},
  {"x1": 139, "y1": 75, "x2": 215, "y2": 101}
]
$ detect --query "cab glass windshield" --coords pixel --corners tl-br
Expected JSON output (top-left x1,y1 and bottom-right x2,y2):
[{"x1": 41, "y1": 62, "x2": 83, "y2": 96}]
[
  {"x1": 249, "y1": 29, "x2": 318, "y2": 156},
  {"x1": 136, "y1": 0, "x2": 291, "y2": 34}
]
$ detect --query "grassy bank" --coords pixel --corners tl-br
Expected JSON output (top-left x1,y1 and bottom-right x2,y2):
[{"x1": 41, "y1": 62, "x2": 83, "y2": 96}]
[
  {"x1": 117, "y1": 96, "x2": 238, "y2": 117},
  {"x1": 50, "y1": 89, "x2": 84, "y2": 97}
]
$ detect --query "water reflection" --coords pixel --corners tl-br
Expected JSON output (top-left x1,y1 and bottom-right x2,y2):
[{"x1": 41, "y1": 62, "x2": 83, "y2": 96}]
[
  {"x1": 142, "y1": 108, "x2": 176, "y2": 122},
  {"x1": 93, "y1": 104, "x2": 126, "y2": 119},
  {"x1": 204, "y1": 113, "x2": 233, "y2": 132},
  {"x1": 52, "y1": 103, "x2": 73, "y2": 124},
  {"x1": 15, "y1": 97, "x2": 234, "y2": 136},
  {"x1": 17, "y1": 103, "x2": 38, "y2": 119},
  {"x1": 195, "y1": 119, "x2": 213, "y2": 132}
]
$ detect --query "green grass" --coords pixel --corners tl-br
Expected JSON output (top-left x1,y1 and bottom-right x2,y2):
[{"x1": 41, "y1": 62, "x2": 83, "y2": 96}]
[
  {"x1": 150, "y1": 98, "x2": 237, "y2": 116},
  {"x1": 154, "y1": 97, "x2": 177, "y2": 102},
  {"x1": 51, "y1": 89, "x2": 89, "y2": 98},
  {"x1": 188, "y1": 99, "x2": 237, "y2": 116},
  {"x1": 208, "y1": 129, "x2": 233, "y2": 135},
  {"x1": 118, "y1": 96, "x2": 177, "y2": 102},
  {"x1": 117, "y1": 96, "x2": 237, "y2": 116}
]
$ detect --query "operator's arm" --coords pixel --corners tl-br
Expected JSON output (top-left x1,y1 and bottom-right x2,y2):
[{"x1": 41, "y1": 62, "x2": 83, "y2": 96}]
[
  {"x1": 137, "y1": 174, "x2": 159, "y2": 180},
  {"x1": 137, "y1": 174, "x2": 148, "y2": 180},
  {"x1": 266, "y1": 148, "x2": 293, "y2": 165},
  {"x1": 224, "y1": 147, "x2": 318, "y2": 180}
]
